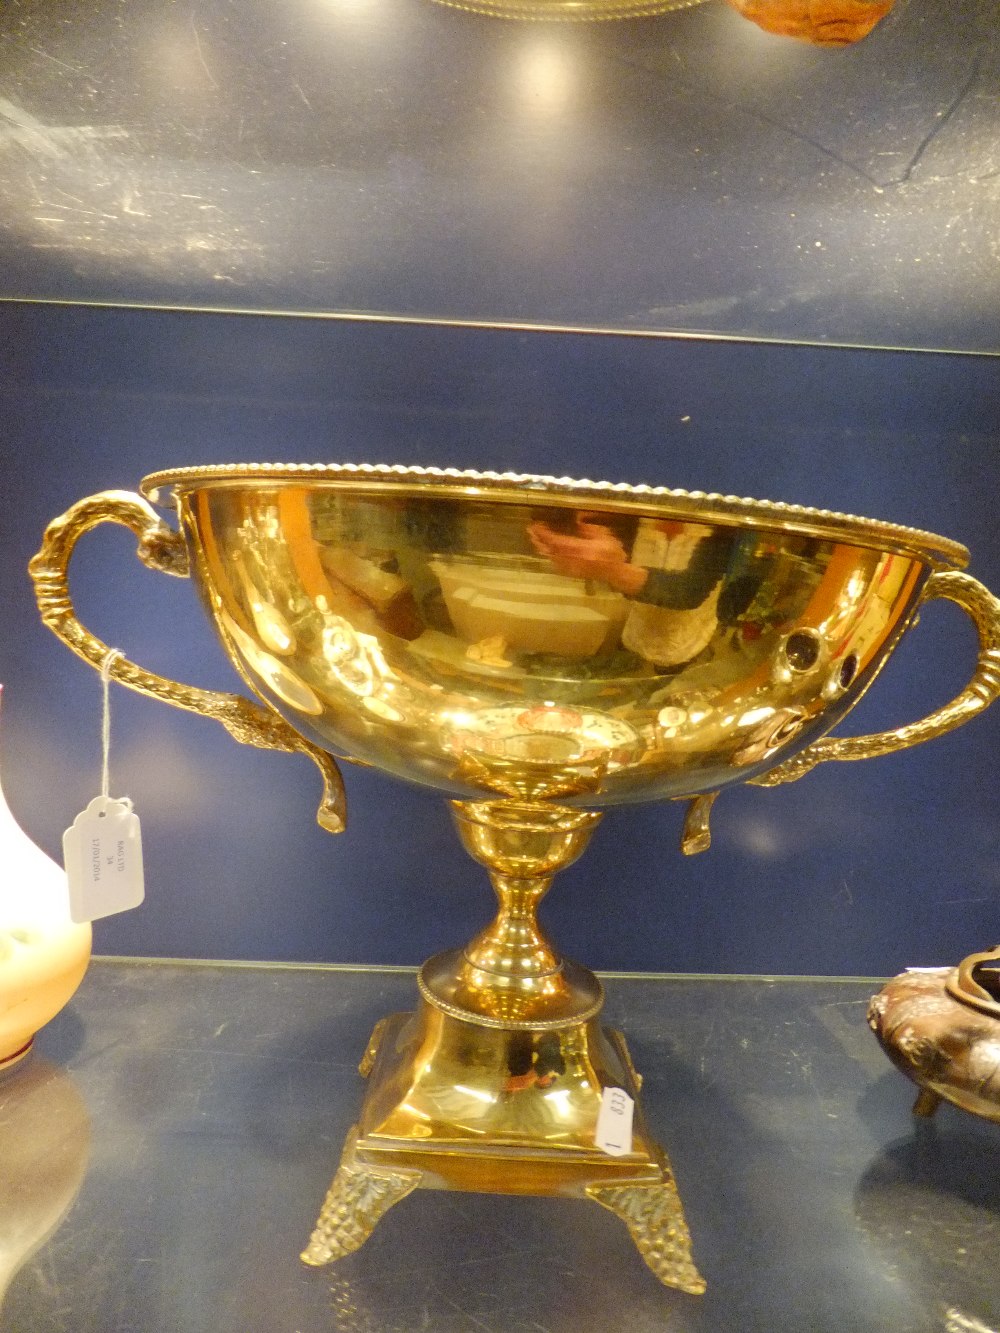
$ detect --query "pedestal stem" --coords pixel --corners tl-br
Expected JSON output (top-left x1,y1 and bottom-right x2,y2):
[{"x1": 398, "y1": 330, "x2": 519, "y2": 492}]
[
  {"x1": 417, "y1": 800, "x2": 604, "y2": 1028},
  {"x1": 463, "y1": 871, "x2": 560, "y2": 980}
]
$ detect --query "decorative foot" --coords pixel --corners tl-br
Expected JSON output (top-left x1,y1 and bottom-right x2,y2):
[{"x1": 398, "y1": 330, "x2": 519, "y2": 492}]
[
  {"x1": 587, "y1": 1174, "x2": 706, "y2": 1295},
  {"x1": 680, "y1": 791, "x2": 718, "y2": 856},
  {"x1": 912, "y1": 1086, "x2": 943, "y2": 1118},
  {"x1": 301, "y1": 1135, "x2": 423, "y2": 1266}
]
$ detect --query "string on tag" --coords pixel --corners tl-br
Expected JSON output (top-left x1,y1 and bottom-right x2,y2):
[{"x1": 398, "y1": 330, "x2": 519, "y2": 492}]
[
  {"x1": 63, "y1": 649, "x2": 145, "y2": 923},
  {"x1": 100, "y1": 648, "x2": 124, "y2": 801}
]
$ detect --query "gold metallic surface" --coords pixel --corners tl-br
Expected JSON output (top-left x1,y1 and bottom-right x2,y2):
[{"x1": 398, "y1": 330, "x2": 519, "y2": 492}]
[
  {"x1": 427, "y1": 0, "x2": 707, "y2": 21},
  {"x1": 587, "y1": 1177, "x2": 706, "y2": 1295},
  {"x1": 130, "y1": 464, "x2": 989, "y2": 820},
  {"x1": 358, "y1": 1016, "x2": 394, "y2": 1078},
  {"x1": 752, "y1": 570, "x2": 1000, "y2": 787},
  {"x1": 28, "y1": 490, "x2": 346, "y2": 834},
  {"x1": 680, "y1": 791, "x2": 718, "y2": 855},
  {"x1": 423, "y1": 801, "x2": 605, "y2": 1026},
  {"x1": 300, "y1": 1137, "x2": 423, "y2": 1266},
  {"x1": 32, "y1": 465, "x2": 1000, "y2": 1290},
  {"x1": 140, "y1": 462, "x2": 970, "y2": 570},
  {"x1": 310, "y1": 1003, "x2": 706, "y2": 1292}
]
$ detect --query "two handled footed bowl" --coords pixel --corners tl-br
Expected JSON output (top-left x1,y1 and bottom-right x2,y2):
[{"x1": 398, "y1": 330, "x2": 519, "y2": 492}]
[{"x1": 31, "y1": 463, "x2": 1000, "y2": 1293}]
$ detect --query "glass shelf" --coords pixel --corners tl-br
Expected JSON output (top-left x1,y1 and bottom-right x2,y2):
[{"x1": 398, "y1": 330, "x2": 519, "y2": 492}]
[
  {"x1": 4, "y1": 958, "x2": 998, "y2": 1331},
  {"x1": 1, "y1": 0, "x2": 998, "y2": 351}
]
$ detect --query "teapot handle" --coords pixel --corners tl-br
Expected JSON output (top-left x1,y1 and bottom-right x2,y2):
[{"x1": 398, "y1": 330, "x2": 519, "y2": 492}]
[
  {"x1": 29, "y1": 490, "x2": 346, "y2": 833},
  {"x1": 751, "y1": 570, "x2": 1000, "y2": 788}
]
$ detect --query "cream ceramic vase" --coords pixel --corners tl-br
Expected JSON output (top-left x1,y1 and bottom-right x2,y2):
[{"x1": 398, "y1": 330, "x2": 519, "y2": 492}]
[{"x1": 0, "y1": 690, "x2": 92, "y2": 1069}]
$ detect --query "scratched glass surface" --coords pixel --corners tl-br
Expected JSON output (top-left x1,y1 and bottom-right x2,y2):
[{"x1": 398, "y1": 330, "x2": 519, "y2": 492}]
[
  {"x1": 4, "y1": 960, "x2": 1000, "y2": 1332},
  {"x1": 0, "y1": 0, "x2": 998, "y2": 350}
]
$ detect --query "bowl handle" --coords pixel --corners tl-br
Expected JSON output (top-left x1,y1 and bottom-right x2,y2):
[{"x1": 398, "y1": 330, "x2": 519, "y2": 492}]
[
  {"x1": 751, "y1": 570, "x2": 1000, "y2": 788},
  {"x1": 29, "y1": 491, "x2": 346, "y2": 833}
]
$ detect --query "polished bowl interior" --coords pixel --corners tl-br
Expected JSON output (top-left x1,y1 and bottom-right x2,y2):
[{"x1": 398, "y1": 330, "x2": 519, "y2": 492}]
[{"x1": 145, "y1": 466, "x2": 966, "y2": 806}]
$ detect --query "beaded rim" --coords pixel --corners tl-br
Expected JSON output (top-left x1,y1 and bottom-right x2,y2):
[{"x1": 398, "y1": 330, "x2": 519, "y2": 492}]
[
  {"x1": 427, "y1": 0, "x2": 708, "y2": 22},
  {"x1": 141, "y1": 462, "x2": 969, "y2": 570}
]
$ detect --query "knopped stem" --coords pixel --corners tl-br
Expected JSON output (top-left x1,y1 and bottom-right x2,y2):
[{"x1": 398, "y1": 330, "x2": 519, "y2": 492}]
[{"x1": 420, "y1": 800, "x2": 603, "y2": 1026}]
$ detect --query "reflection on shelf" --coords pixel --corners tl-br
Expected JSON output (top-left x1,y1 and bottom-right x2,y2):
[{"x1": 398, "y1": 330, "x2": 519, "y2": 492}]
[{"x1": 0, "y1": 1059, "x2": 91, "y2": 1314}]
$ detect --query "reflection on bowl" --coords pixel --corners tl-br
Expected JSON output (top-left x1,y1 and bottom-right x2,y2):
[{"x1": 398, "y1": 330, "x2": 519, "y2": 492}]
[
  {"x1": 122, "y1": 463, "x2": 976, "y2": 809},
  {"x1": 431, "y1": 559, "x2": 627, "y2": 658},
  {"x1": 222, "y1": 612, "x2": 324, "y2": 716}
]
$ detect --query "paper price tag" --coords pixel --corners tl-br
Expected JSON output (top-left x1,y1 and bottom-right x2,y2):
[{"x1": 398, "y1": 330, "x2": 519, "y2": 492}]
[
  {"x1": 596, "y1": 1086, "x2": 635, "y2": 1157},
  {"x1": 63, "y1": 796, "x2": 145, "y2": 923}
]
